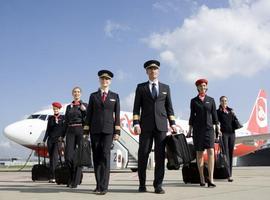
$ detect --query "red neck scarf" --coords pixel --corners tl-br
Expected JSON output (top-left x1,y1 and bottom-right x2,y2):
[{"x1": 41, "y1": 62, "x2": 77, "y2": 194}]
[
  {"x1": 221, "y1": 106, "x2": 228, "y2": 113},
  {"x1": 72, "y1": 100, "x2": 80, "y2": 106},
  {"x1": 198, "y1": 92, "x2": 206, "y2": 101},
  {"x1": 54, "y1": 113, "x2": 60, "y2": 123}
]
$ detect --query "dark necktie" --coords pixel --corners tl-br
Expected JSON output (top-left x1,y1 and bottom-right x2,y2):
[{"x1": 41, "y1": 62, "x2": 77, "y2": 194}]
[
  {"x1": 151, "y1": 83, "x2": 157, "y2": 99},
  {"x1": 102, "y1": 92, "x2": 107, "y2": 102}
]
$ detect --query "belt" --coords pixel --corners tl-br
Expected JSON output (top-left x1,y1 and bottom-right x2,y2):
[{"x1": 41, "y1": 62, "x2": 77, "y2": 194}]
[{"x1": 68, "y1": 123, "x2": 82, "y2": 127}]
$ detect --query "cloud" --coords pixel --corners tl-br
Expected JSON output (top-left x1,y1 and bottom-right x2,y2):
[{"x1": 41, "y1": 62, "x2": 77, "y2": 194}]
[
  {"x1": 104, "y1": 20, "x2": 130, "y2": 38},
  {"x1": 121, "y1": 92, "x2": 135, "y2": 112},
  {"x1": 153, "y1": 0, "x2": 198, "y2": 13},
  {"x1": 0, "y1": 141, "x2": 11, "y2": 148},
  {"x1": 115, "y1": 69, "x2": 128, "y2": 81},
  {"x1": 146, "y1": 0, "x2": 270, "y2": 82}
]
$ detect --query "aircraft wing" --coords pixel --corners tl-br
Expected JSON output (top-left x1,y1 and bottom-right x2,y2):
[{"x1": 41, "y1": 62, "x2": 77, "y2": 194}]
[{"x1": 235, "y1": 133, "x2": 270, "y2": 145}]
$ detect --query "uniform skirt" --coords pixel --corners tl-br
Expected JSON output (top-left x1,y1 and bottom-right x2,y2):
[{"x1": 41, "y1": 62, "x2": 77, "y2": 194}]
[{"x1": 192, "y1": 128, "x2": 215, "y2": 151}]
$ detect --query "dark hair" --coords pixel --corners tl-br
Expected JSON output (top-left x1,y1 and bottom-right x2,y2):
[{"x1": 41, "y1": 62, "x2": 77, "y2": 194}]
[
  {"x1": 219, "y1": 96, "x2": 227, "y2": 101},
  {"x1": 72, "y1": 86, "x2": 82, "y2": 93}
]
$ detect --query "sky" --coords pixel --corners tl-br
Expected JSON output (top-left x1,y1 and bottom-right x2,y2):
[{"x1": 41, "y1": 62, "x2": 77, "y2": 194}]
[{"x1": 1, "y1": 0, "x2": 270, "y2": 158}]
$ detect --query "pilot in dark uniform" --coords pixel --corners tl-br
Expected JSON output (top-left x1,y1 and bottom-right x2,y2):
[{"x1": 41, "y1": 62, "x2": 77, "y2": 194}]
[
  {"x1": 187, "y1": 79, "x2": 221, "y2": 188},
  {"x1": 43, "y1": 102, "x2": 65, "y2": 183},
  {"x1": 64, "y1": 87, "x2": 87, "y2": 188},
  {"x1": 133, "y1": 60, "x2": 177, "y2": 194},
  {"x1": 84, "y1": 70, "x2": 120, "y2": 195}
]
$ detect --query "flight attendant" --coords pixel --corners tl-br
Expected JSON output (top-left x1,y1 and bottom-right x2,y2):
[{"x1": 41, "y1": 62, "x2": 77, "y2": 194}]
[
  {"x1": 84, "y1": 70, "x2": 120, "y2": 195},
  {"x1": 187, "y1": 79, "x2": 221, "y2": 187},
  {"x1": 133, "y1": 60, "x2": 177, "y2": 194},
  {"x1": 64, "y1": 87, "x2": 87, "y2": 188},
  {"x1": 43, "y1": 102, "x2": 65, "y2": 183},
  {"x1": 217, "y1": 96, "x2": 238, "y2": 182}
]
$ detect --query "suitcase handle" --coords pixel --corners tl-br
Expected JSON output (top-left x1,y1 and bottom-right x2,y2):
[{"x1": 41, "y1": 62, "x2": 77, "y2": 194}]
[
  {"x1": 56, "y1": 141, "x2": 65, "y2": 166},
  {"x1": 37, "y1": 142, "x2": 46, "y2": 165}
]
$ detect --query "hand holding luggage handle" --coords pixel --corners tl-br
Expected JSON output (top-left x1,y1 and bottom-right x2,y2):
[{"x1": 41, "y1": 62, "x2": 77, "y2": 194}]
[
  {"x1": 37, "y1": 142, "x2": 46, "y2": 165},
  {"x1": 216, "y1": 136, "x2": 226, "y2": 155}
]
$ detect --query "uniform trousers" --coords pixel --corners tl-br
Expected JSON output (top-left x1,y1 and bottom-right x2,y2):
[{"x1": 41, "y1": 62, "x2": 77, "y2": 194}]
[
  {"x1": 47, "y1": 138, "x2": 59, "y2": 179},
  {"x1": 222, "y1": 133, "x2": 235, "y2": 177},
  {"x1": 65, "y1": 126, "x2": 83, "y2": 186},
  {"x1": 138, "y1": 128, "x2": 167, "y2": 188},
  {"x1": 91, "y1": 133, "x2": 113, "y2": 191}
]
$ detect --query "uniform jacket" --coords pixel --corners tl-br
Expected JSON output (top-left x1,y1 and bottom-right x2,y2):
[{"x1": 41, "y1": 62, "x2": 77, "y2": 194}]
[
  {"x1": 64, "y1": 100, "x2": 88, "y2": 132},
  {"x1": 43, "y1": 115, "x2": 65, "y2": 142},
  {"x1": 85, "y1": 89, "x2": 120, "y2": 135},
  {"x1": 133, "y1": 81, "x2": 175, "y2": 132},
  {"x1": 217, "y1": 106, "x2": 235, "y2": 134},
  {"x1": 189, "y1": 95, "x2": 219, "y2": 131}
]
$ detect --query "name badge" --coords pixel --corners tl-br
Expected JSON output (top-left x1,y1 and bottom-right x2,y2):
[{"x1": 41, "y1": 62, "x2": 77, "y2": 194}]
[
  {"x1": 206, "y1": 101, "x2": 210, "y2": 104},
  {"x1": 162, "y1": 92, "x2": 167, "y2": 95},
  {"x1": 110, "y1": 99, "x2": 116, "y2": 102}
]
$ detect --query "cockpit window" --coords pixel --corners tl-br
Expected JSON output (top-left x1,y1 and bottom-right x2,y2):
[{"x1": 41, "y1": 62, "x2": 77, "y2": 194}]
[
  {"x1": 28, "y1": 115, "x2": 40, "y2": 119},
  {"x1": 39, "y1": 115, "x2": 47, "y2": 120},
  {"x1": 27, "y1": 115, "x2": 48, "y2": 121}
]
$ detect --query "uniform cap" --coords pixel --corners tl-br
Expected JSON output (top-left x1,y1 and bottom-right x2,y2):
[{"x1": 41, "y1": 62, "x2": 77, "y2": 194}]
[
  {"x1": 98, "y1": 70, "x2": 114, "y2": 79},
  {"x1": 143, "y1": 60, "x2": 160, "y2": 69}
]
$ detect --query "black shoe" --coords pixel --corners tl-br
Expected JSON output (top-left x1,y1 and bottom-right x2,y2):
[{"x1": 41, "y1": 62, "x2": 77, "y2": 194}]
[
  {"x1": 97, "y1": 190, "x2": 107, "y2": 195},
  {"x1": 49, "y1": 179, "x2": 56, "y2": 183},
  {"x1": 138, "y1": 186, "x2": 147, "y2": 192},
  {"x1": 200, "y1": 182, "x2": 206, "y2": 187},
  {"x1": 70, "y1": 184, "x2": 77, "y2": 188},
  {"x1": 228, "y1": 178, "x2": 234, "y2": 182},
  {"x1": 93, "y1": 188, "x2": 99, "y2": 193},
  {"x1": 207, "y1": 182, "x2": 216, "y2": 188},
  {"x1": 154, "y1": 187, "x2": 165, "y2": 194}
]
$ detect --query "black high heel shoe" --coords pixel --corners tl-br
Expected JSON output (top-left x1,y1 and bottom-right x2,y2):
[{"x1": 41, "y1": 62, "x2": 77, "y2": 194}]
[
  {"x1": 207, "y1": 182, "x2": 216, "y2": 188},
  {"x1": 200, "y1": 182, "x2": 206, "y2": 187}
]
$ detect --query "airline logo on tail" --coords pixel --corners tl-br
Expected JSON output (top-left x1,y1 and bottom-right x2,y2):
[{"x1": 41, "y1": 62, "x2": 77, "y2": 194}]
[{"x1": 247, "y1": 89, "x2": 268, "y2": 134}]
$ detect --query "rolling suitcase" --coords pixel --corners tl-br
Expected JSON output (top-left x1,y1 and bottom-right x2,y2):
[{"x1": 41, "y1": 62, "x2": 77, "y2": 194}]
[
  {"x1": 32, "y1": 143, "x2": 50, "y2": 181},
  {"x1": 182, "y1": 162, "x2": 208, "y2": 184}
]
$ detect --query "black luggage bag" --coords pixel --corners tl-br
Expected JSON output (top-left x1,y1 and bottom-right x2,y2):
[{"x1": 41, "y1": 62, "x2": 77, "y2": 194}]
[
  {"x1": 166, "y1": 133, "x2": 195, "y2": 170},
  {"x1": 32, "y1": 143, "x2": 50, "y2": 181},
  {"x1": 214, "y1": 138, "x2": 230, "y2": 179},
  {"x1": 55, "y1": 162, "x2": 71, "y2": 185},
  {"x1": 55, "y1": 141, "x2": 71, "y2": 185},
  {"x1": 74, "y1": 137, "x2": 92, "y2": 168},
  {"x1": 182, "y1": 162, "x2": 208, "y2": 184},
  {"x1": 55, "y1": 141, "x2": 83, "y2": 185}
]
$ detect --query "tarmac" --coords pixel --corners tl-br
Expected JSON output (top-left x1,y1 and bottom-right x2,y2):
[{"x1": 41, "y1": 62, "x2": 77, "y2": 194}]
[{"x1": 0, "y1": 167, "x2": 270, "y2": 200}]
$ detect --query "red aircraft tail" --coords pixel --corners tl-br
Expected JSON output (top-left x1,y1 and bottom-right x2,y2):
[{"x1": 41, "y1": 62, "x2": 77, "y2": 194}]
[{"x1": 247, "y1": 89, "x2": 268, "y2": 134}]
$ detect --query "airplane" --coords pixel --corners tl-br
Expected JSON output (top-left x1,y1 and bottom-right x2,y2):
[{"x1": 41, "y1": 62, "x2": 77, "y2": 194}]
[{"x1": 3, "y1": 89, "x2": 269, "y2": 170}]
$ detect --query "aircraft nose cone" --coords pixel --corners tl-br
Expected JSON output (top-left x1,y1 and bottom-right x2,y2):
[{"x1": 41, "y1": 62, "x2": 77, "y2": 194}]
[
  {"x1": 4, "y1": 119, "x2": 47, "y2": 146},
  {"x1": 4, "y1": 125, "x2": 11, "y2": 137},
  {"x1": 4, "y1": 124, "x2": 15, "y2": 139}
]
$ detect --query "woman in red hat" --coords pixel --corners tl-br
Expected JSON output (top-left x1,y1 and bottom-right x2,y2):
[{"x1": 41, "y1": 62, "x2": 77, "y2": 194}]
[
  {"x1": 43, "y1": 102, "x2": 65, "y2": 183},
  {"x1": 187, "y1": 79, "x2": 221, "y2": 187},
  {"x1": 64, "y1": 86, "x2": 88, "y2": 188}
]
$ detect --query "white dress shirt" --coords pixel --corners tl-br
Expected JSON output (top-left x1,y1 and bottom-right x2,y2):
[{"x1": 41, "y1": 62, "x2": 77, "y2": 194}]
[{"x1": 148, "y1": 80, "x2": 159, "y2": 96}]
